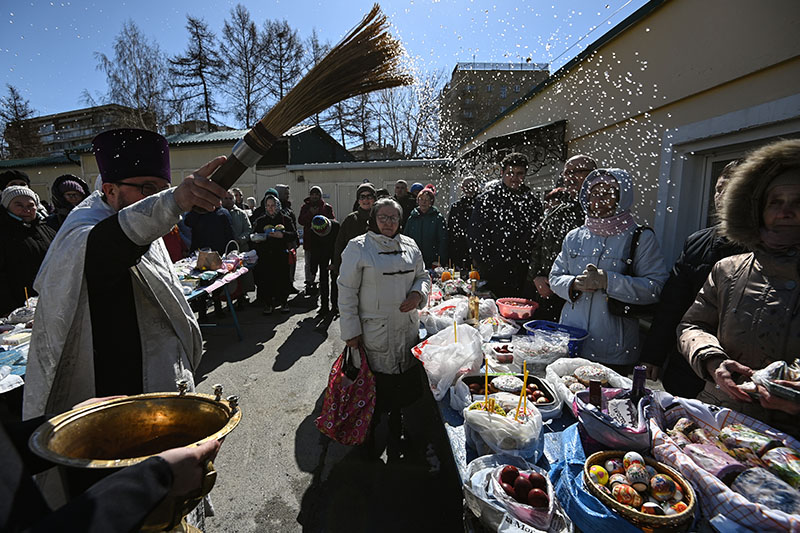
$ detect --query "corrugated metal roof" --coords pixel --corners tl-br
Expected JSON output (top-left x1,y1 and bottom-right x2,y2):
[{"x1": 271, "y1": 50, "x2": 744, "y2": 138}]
[
  {"x1": 165, "y1": 124, "x2": 316, "y2": 146},
  {"x1": 286, "y1": 159, "x2": 452, "y2": 171},
  {"x1": 0, "y1": 153, "x2": 79, "y2": 168}
]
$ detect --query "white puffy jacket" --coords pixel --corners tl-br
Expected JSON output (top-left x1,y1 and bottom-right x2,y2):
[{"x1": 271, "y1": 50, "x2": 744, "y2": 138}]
[{"x1": 338, "y1": 231, "x2": 430, "y2": 374}]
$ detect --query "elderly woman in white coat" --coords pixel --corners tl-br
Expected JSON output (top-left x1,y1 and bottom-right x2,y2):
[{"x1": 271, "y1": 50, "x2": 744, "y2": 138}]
[
  {"x1": 338, "y1": 197, "x2": 430, "y2": 460},
  {"x1": 549, "y1": 168, "x2": 668, "y2": 371}
]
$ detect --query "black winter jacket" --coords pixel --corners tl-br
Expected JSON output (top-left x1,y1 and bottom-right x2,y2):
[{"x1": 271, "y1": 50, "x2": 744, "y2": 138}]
[
  {"x1": 0, "y1": 212, "x2": 56, "y2": 316},
  {"x1": 641, "y1": 225, "x2": 746, "y2": 397},
  {"x1": 447, "y1": 195, "x2": 476, "y2": 271}
]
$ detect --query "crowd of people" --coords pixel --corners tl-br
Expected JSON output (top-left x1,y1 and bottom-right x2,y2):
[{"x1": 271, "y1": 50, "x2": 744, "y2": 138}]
[{"x1": 2, "y1": 127, "x2": 799, "y2": 529}]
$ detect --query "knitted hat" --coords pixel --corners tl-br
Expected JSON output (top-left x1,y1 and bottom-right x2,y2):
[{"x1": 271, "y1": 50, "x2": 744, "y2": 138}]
[
  {"x1": 0, "y1": 169, "x2": 30, "y2": 189},
  {"x1": 410, "y1": 182, "x2": 424, "y2": 194},
  {"x1": 356, "y1": 183, "x2": 376, "y2": 198},
  {"x1": 58, "y1": 179, "x2": 85, "y2": 195},
  {"x1": 311, "y1": 215, "x2": 332, "y2": 236},
  {"x1": 1, "y1": 185, "x2": 38, "y2": 209},
  {"x1": 309, "y1": 185, "x2": 323, "y2": 196},
  {"x1": 419, "y1": 184, "x2": 436, "y2": 202},
  {"x1": 264, "y1": 188, "x2": 279, "y2": 199},
  {"x1": 92, "y1": 128, "x2": 171, "y2": 183}
]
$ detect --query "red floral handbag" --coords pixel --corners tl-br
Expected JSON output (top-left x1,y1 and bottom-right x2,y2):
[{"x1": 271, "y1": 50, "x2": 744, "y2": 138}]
[{"x1": 315, "y1": 346, "x2": 376, "y2": 446}]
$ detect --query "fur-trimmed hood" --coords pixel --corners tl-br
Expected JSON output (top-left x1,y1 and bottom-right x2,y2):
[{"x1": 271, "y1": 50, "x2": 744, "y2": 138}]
[{"x1": 720, "y1": 139, "x2": 800, "y2": 249}]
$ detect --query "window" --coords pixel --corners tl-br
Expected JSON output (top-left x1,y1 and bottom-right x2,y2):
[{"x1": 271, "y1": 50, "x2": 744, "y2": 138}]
[
  {"x1": 487, "y1": 84, "x2": 493, "y2": 92},
  {"x1": 514, "y1": 85, "x2": 521, "y2": 93},
  {"x1": 500, "y1": 86, "x2": 507, "y2": 98}
]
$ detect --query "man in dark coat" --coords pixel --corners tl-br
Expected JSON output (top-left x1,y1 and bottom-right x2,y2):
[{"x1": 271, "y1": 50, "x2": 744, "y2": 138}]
[
  {"x1": 447, "y1": 176, "x2": 478, "y2": 272},
  {"x1": 275, "y1": 184, "x2": 300, "y2": 293},
  {"x1": 333, "y1": 182, "x2": 376, "y2": 273},
  {"x1": 642, "y1": 160, "x2": 746, "y2": 397},
  {"x1": 0, "y1": 186, "x2": 57, "y2": 316},
  {"x1": 469, "y1": 153, "x2": 543, "y2": 297},
  {"x1": 393, "y1": 179, "x2": 417, "y2": 228},
  {"x1": 527, "y1": 155, "x2": 597, "y2": 321},
  {"x1": 308, "y1": 215, "x2": 340, "y2": 314},
  {"x1": 298, "y1": 185, "x2": 335, "y2": 293},
  {"x1": 183, "y1": 206, "x2": 235, "y2": 254}
]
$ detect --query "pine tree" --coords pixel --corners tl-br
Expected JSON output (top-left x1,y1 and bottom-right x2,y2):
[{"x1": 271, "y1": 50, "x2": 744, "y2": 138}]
[{"x1": 0, "y1": 84, "x2": 43, "y2": 159}]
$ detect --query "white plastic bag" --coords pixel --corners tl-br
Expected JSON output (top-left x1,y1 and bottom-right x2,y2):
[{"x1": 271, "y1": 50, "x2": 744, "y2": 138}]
[
  {"x1": 545, "y1": 357, "x2": 632, "y2": 407},
  {"x1": 490, "y1": 464, "x2": 555, "y2": 530},
  {"x1": 478, "y1": 315, "x2": 520, "y2": 341},
  {"x1": 419, "y1": 296, "x2": 467, "y2": 335},
  {"x1": 456, "y1": 297, "x2": 499, "y2": 323},
  {"x1": 464, "y1": 400, "x2": 543, "y2": 460},
  {"x1": 413, "y1": 323, "x2": 482, "y2": 400}
]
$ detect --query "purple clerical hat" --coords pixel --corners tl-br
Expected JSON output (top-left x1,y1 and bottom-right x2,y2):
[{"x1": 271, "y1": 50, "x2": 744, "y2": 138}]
[{"x1": 92, "y1": 128, "x2": 171, "y2": 183}]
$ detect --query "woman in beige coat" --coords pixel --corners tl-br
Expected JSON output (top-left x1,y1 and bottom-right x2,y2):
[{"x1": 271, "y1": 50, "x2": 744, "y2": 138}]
[{"x1": 678, "y1": 139, "x2": 800, "y2": 438}]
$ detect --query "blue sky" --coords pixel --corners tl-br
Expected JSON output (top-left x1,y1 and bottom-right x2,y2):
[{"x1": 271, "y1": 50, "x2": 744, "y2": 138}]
[{"x1": 0, "y1": 0, "x2": 648, "y2": 119}]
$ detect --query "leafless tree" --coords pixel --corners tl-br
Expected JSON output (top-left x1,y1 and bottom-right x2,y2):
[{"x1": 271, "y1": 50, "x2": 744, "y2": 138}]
[
  {"x1": 305, "y1": 29, "x2": 331, "y2": 128},
  {"x1": 375, "y1": 69, "x2": 445, "y2": 158},
  {"x1": 262, "y1": 19, "x2": 305, "y2": 105},
  {"x1": 219, "y1": 4, "x2": 269, "y2": 128},
  {"x1": 170, "y1": 15, "x2": 224, "y2": 130},
  {"x1": 93, "y1": 20, "x2": 170, "y2": 130},
  {"x1": 346, "y1": 93, "x2": 376, "y2": 158},
  {"x1": 0, "y1": 84, "x2": 43, "y2": 159}
]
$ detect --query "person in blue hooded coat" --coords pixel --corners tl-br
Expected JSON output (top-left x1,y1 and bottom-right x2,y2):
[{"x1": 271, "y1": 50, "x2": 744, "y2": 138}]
[{"x1": 549, "y1": 168, "x2": 668, "y2": 370}]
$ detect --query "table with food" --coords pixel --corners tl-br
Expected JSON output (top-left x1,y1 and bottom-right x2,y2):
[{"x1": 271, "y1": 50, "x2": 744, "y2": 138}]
[{"x1": 412, "y1": 267, "x2": 800, "y2": 532}]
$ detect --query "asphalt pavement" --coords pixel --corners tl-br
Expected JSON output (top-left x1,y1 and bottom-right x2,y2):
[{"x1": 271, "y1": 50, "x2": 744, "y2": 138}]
[{"x1": 197, "y1": 254, "x2": 465, "y2": 533}]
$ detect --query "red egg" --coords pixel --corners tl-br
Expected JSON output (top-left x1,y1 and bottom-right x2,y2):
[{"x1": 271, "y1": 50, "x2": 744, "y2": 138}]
[
  {"x1": 527, "y1": 488, "x2": 549, "y2": 509},
  {"x1": 514, "y1": 476, "x2": 533, "y2": 503},
  {"x1": 500, "y1": 465, "x2": 519, "y2": 485},
  {"x1": 501, "y1": 482, "x2": 515, "y2": 497},
  {"x1": 528, "y1": 472, "x2": 547, "y2": 490}
]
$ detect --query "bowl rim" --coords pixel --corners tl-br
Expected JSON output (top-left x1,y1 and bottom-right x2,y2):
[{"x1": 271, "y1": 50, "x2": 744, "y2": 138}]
[{"x1": 29, "y1": 391, "x2": 241, "y2": 469}]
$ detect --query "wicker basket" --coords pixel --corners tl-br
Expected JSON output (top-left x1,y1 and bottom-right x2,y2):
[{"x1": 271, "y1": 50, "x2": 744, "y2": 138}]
[{"x1": 582, "y1": 450, "x2": 696, "y2": 533}]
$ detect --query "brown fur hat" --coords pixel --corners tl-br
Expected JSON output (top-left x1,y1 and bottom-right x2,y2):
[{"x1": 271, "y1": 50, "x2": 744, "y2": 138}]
[{"x1": 719, "y1": 139, "x2": 800, "y2": 249}]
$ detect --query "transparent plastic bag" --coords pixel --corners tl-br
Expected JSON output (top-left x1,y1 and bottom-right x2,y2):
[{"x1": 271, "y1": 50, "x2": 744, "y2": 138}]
[
  {"x1": 413, "y1": 323, "x2": 482, "y2": 400},
  {"x1": 464, "y1": 400, "x2": 544, "y2": 461},
  {"x1": 489, "y1": 464, "x2": 555, "y2": 530},
  {"x1": 511, "y1": 332, "x2": 569, "y2": 374}
]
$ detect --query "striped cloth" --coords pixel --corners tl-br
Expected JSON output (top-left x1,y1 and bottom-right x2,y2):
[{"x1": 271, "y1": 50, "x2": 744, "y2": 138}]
[{"x1": 650, "y1": 394, "x2": 800, "y2": 531}]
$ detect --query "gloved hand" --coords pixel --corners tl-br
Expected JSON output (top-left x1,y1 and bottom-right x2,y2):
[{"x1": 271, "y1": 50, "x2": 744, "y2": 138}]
[{"x1": 573, "y1": 263, "x2": 608, "y2": 291}]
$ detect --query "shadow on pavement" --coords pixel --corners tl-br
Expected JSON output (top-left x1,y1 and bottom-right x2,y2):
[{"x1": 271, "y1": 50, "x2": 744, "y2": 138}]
[
  {"x1": 272, "y1": 317, "x2": 330, "y2": 372},
  {"x1": 294, "y1": 389, "x2": 464, "y2": 532}
]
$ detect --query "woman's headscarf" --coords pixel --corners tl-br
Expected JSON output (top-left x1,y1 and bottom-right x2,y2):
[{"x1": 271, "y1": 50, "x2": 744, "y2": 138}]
[
  {"x1": 367, "y1": 197, "x2": 403, "y2": 237},
  {"x1": 579, "y1": 168, "x2": 637, "y2": 236}
]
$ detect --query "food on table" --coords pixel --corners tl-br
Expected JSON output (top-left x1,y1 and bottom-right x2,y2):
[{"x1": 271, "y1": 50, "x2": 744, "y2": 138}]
[
  {"x1": 497, "y1": 465, "x2": 551, "y2": 509},
  {"x1": 568, "y1": 382, "x2": 587, "y2": 394},
  {"x1": 492, "y1": 344, "x2": 514, "y2": 364},
  {"x1": 649, "y1": 474, "x2": 677, "y2": 502},
  {"x1": 574, "y1": 364, "x2": 610, "y2": 386},
  {"x1": 625, "y1": 463, "x2": 650, "y2": 492},
  {"x1": 589, "y1": 465, "x2": 609, "y2": 485},
  {"x1": 492, "y1": 375, "x2": 525, "y2": 393},
  {"x1": 645, "y1": 465, "x2": 657, "y2": 478},
  {"x1": 623, "y1": 451, "x2": 645, "y2": 470},
  {"x1": 561, "y1": 375, "x2": 579, "y2": 387},
  {"x1": 641, "y1": 501, "x2": 665, "y2": 515},
  {"x1": 666, "y1": 501, "x2": 688, "y2": 515},
  {"x1": 608, "y1": 473, "x2": 629, "y2": 489},
  {"x1": 440, "y1": 270, "x2": 452, "y2": 281},
  {"x1": 469, "y1": 270, "x2": 480, "y2": 280},
  {"x1": 761, "y1": 447, "x2": 800, "y2": 489},
  {"x1": 467, "y1": 400, "x2": 506, "y2": 416},
  {"x1": 731, "y1": 467, "x2": 800, "y2": 515},
  {"x1": 683, "y1": 444, "x2": 746, "y2": 483},
  {"x1": 718, "y1": 424, "x2": 783, "y2": 457},
  {"x1": 612, "y1": 483, "x2": 643, "y2": 508}
]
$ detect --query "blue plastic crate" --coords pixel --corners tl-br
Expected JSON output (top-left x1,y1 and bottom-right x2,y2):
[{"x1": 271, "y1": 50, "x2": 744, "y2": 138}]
[{"x1": 523, "y1": 320, "x2": 589, "y2": 357}]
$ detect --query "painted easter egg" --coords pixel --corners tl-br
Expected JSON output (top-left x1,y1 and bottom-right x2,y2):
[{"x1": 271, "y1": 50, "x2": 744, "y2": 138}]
[
  {"x1": 623, "y1": 451, "x2": 645, "y2": 470},
  {"x1": 649, "y1": 474, "x2": 676, "y2": 502},
  {"x1": 612, "y1": 483, "x2": 643, "y2": 508},
  {"x1": 589, "y1": 465, "x2": 609, "y2": 485},
  {"x1": 608, "y1": 473, "x2": 629, "y2": 489},
  {"x1": 625, "y1": 463, "x2": 650, "y2": 492},
  {"x1": 641, "y1": 502, "x2": 665, "y2": 515},
  {"x1": 604, "y1": 458, "x2": 625, "y2": 476}
]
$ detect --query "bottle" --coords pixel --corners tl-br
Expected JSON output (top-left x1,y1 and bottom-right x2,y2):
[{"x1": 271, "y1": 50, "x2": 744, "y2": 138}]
[
  {"x1": 630, "y1": 365, "x2": 647, "y2": 406},
  {"x1": 589, "y1": 379, "x2": 603, "y2": 409},
  {"x1": 468, "y1": 279, "x2": 480, "y2": 325}
]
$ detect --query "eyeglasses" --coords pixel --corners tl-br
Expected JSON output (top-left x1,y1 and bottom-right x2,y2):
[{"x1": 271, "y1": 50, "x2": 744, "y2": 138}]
[
  {"x1": 359, "y1": 194, "x2": 376, "y2": 200},
  {"x1": 376, "y1": 214, "x2": 400, "y2": 223},
  {"x1": 116, "y1": 181, "x2": 170, "y2": 196}
]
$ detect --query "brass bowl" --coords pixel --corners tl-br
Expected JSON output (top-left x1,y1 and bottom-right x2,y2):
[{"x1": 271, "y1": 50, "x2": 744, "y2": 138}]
[{"x1": 29, "y1": 391, "x2": 241, "y2": 531}]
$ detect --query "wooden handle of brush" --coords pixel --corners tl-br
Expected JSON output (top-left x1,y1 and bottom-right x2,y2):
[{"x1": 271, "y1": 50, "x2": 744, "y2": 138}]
[{"x1": 209, "y1": 155, "x2": 249, "y2": 191}]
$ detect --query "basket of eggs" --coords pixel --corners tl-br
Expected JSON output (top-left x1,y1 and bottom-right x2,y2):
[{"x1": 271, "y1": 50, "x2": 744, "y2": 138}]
[{"x1": 583, "y1": 450, "x2": 696, "y2": 532}]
